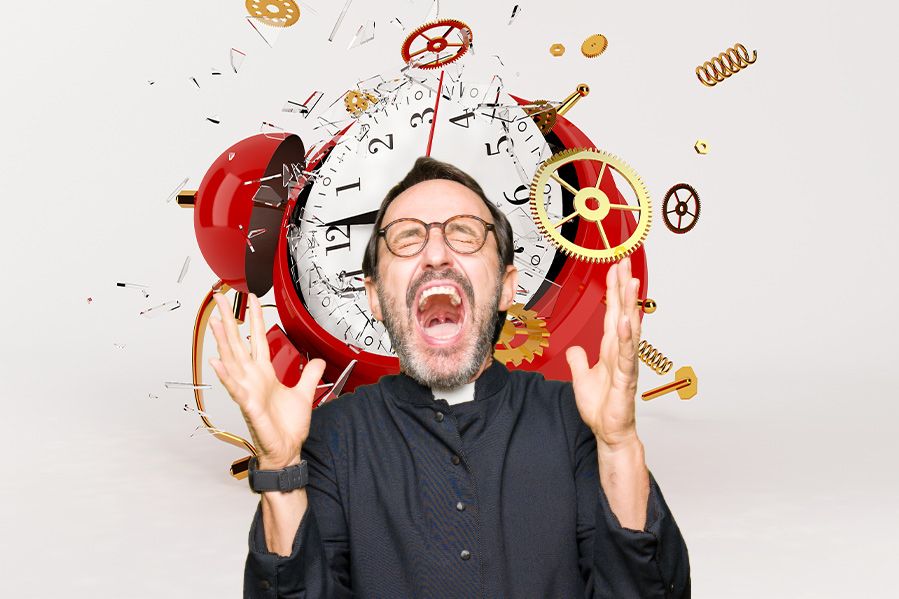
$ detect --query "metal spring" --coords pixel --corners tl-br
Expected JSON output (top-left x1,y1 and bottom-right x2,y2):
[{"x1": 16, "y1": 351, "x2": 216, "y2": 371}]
[
  {"x1": 696, "y1": 43, "x2": 757, "y2": 87},
  {"x1": 637, "y1": 340, "x2": 673, "y2": 375}
]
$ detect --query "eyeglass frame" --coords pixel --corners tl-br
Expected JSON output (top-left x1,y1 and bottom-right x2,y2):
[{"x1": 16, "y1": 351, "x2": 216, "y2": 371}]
[{"x1": 377, "y1": 214, "x2": 497, "y2": 257}]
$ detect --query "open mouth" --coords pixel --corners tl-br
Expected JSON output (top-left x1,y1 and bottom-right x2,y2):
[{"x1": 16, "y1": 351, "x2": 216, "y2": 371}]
[{"x1": 414, "y1": 282, "x2": 467, "y2": 344}]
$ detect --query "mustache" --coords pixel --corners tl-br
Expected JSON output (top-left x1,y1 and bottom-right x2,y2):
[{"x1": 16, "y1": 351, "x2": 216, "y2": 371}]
[{"x1": 405, "y1": 269, "x2": 475, "y2": 311}]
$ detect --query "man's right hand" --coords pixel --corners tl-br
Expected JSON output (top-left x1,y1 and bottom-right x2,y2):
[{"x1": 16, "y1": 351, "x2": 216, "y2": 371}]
[{"x1": 207, "y1": 291, "x2": 327, "y2": 470}]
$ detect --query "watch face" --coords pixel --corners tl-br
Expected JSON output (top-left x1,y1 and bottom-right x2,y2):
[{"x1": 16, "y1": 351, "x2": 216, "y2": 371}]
[{"x1": 287, "y1": 75, "x2": 563, "y2": 357}]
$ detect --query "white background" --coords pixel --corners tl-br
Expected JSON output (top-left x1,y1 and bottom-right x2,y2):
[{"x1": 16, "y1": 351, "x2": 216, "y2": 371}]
[{"x1": 2, "y1": 0, "x2": 897, "y2": 596}]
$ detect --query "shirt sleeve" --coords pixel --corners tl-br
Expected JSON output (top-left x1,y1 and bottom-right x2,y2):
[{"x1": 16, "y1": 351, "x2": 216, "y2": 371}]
[
  {"x1": 243, "y1": 408, "x2": 353, "y2": 598},
  {"x1": 564, "y1": 385, "x2": 691, "y2": 598}
]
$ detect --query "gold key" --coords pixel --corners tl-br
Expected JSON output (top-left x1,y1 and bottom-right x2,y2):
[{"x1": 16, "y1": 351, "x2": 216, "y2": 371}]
[{"x1": 641, "y1": 366, "x2": 698, "y2": 401}]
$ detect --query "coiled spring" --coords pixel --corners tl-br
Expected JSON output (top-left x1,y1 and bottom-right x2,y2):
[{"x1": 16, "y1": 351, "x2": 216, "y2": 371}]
[
  {"x1": 696, "y1": 43, "x2": 757, "y2": 87},
  {"x1": 637, "y1": 340, "x2": 673, "y2": 375}
]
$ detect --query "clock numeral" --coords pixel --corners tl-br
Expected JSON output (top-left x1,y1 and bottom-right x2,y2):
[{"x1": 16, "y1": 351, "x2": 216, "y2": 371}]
[
  {"x1": 368, "y1": 133, "x2": 395, "y2": 154},
  {"x1": 325, "y1": 225, "x2": 351, "y2": 255},
  {"x1": 336, "y1": 178, "x2": 361, "y2": 195},
  {"x1": 449, "y1": 111, "x2": 476, "y2": 128},
  {"x1": 485, "y1": 134, "x2": 511, "y2": 156},
  {"x1": 530, "y1": 254, "x2": 542, "y2": 266},
  {"x1": 503, "y1": 184, "x2": 530, "y2": 205},
  {"x1": 409, "y1": 108, "x2": 434, "y2": 128}
]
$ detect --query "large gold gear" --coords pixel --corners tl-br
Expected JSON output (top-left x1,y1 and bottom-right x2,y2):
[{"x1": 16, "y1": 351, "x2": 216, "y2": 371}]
[
  {"x1": 493, "y1": 304, "x2": 550, "y2": 367},
  {"x1": 529, "y1": 148, "x2": 651, "y2": 263},
  {"x1": 245, "y1": 0, "x2": 300, "y2": 28}
]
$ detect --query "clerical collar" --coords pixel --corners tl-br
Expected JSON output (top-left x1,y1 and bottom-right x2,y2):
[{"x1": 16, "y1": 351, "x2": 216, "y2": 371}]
[
  {"x1": 384, "y1": 359, "x2": 510, "y2": 406},
  {"x1": 433, "y1": 381, "x2": 475, "y2": 405}
]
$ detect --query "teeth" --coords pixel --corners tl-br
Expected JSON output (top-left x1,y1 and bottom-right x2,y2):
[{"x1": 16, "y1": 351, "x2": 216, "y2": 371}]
[{"x1": 418, "y1": 285, "x2": 461, "y2": 310}]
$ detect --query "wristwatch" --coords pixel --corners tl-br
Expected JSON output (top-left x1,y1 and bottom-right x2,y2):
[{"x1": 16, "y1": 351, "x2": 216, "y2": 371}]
[{"x1": 247, "y1": 456, "x2": 308, "y2": 493}]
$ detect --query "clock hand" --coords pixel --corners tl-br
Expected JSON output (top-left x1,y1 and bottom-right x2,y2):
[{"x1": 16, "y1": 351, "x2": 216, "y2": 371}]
[
  {"x1": 425, "y1": 69, "x2": 445, "y2": 157},
  {"x1": 320, "y1": 210, "x2": 379, "y2": 227}
]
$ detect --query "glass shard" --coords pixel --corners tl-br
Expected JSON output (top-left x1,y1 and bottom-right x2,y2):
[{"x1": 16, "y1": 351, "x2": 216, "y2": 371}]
[
  {"x1": 190, "y1": 76, "x2": 200, "y2": 89},
  {"x1": 246, "y1": 16, "x2": 283, "y2": 47},
  {"x1": 177, "y1": 256, "x2": 191, "y2": 283},
  {"x1": 165, "y1": 177, "x2": 189, "y2": 203},
  {"x1": 261, "y1": 120, "x2": 287, "y2": 140},
  {"x1": 206, "y1": 115, "x2": 221, "y2": 124},
  {"x1": 347, "y1": 21, "x2": 375, "y2": 49},
  {"x1": 140, "y1": 300, "x2": 181, "y2": 318},
  {"x1": 165, "y1": 381, "x2": 212, "y2": 390},
  {"x1": 211, "y1": 67, "x2": 222, "y2": 76},
  {"x1": 328, "y1": 0, "x2": 353, "y2": 42},
  {"x1": 389, "y1": 17, "x2": 404, "y2": 30},
  {"x1": 117, "y1": 282, "x2": 150, "y2": 298},
  {"x1": 508, "y1": 5, "x2": 521, "y2": 25},
  {"x1": 230, "y1": 48, "x2": 247, "y2": 73}
]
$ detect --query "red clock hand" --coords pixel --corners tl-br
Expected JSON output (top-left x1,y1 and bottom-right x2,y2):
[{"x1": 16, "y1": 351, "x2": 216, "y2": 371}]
[{"x1": 425, "y1": 70, "x2": 445, "y2": 157}]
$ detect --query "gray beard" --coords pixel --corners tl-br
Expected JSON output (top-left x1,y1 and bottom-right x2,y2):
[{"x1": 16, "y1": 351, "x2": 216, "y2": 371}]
[{"x1": 377, "y1": 271, "x2": 503, "y2": 390}]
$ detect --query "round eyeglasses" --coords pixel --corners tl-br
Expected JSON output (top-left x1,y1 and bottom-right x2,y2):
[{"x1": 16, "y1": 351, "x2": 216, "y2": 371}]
[{"x1": 378, "y1": 214, "x2": 496, "y2": 257}]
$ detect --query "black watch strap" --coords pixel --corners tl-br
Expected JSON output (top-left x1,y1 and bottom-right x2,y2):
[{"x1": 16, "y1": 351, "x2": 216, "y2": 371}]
[{"x1": 248, "y1": 456, "x2": 308, "y2": 493}]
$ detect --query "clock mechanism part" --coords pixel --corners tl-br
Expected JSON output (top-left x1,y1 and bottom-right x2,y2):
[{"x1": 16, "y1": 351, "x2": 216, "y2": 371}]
[
  {"x1": 245, "y1": 0, "x2": 300, "y2": 27},
  {"x1": 550, "y1": 43, "x2": 566, "y2": 56},
  {"x1": 493, "y1": 303, "x2": 551, "y2": 367},
  {"x1": 401, "y1": 18, "x2": 473, "y2": 69},
  {"x1": 694, "y1": 139, "x2": 710, "y2": 155},
  {"x1": 581, "y1": 34, "x2": 608, "y2": 58},
  {"x1": 529, "y1": 148, "x2": 651, "y2": 263},
  {"x1": 637, "y1": 339, "x2": 673, "y2": 375},
  {"x1": 662, "y1": 183, "x2": 701, "y2": 234},
  {"x1": 312, "y1": 359, "x2": 356, "y2": 408},
  {"x1": 641, "y1": 366, "x2": 697, "y2": 401},
  {"x1": 523, "y1": 99, "x2": 558, "y2": 134},
  {"x1": 601, "y1": 295, "x2": 657, "y2": 314},
  {"x1": 696, "y1": 43, "x2": 757, "y2": 87},
  {"x1": 556, "y1": 84, "x2": 590, "y2": 117},
  {"x1": 344, "y1": 89, "x2": 378, "y2": 116}
]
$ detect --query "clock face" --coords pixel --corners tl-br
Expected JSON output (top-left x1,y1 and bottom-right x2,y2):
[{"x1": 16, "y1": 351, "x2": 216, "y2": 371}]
[{"x1": 287, "y1": 76, "x2": 563, "y2": 357}]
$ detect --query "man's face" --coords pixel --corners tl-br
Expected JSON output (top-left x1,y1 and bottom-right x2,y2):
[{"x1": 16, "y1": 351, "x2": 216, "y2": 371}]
[{"x1": 364, "y1": 179, "x2": 517, "y2": 389}]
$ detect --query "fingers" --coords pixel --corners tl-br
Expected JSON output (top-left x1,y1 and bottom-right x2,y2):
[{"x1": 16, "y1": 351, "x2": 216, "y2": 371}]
[
  {"x1": 208, "y1": 314, "x2": 244, "y2": 380},
  {"x1": 603, "y1": 263, "x2": 621, "y2": 344},
  {"x1": 247, "y1": 293, "x2": 271, "y2": 365},
  {"x1": 615, "y1": 312, "x2": 639, "y2": 387},
  {"x1": 208, "y1": 356, "x2": 242, "y2": 404},
  {"x1": 212, "y1": 292, "x2": 251, "y2": 366},
  {"x1": 565, "y1": 345, "x2": 590, "y2": 380},
  {"x1": 294, "y1": 358, "x2": 327, "y2": 405}
]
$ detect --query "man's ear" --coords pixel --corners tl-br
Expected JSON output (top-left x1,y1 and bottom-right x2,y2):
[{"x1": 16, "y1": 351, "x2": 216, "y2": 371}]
[
  {"x1": 498, "y1": 264, "x2": 518, "y2": 311},
  {"x1": 364, "y1": 276, "x2": 383, "y2": 321}
]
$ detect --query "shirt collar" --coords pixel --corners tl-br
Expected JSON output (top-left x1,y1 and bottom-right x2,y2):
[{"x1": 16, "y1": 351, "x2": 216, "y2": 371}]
[{"x1": 382, "y1": 359, "x2": 510, "y2": 406}]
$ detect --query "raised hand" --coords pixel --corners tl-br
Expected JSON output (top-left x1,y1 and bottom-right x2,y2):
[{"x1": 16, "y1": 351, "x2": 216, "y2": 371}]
[
  {"x1": 207, "y1": 292, "x2": 326, "y2": 469},
  {"x1": 565, "y1": 256, "x2": 642, "y2": 449}
]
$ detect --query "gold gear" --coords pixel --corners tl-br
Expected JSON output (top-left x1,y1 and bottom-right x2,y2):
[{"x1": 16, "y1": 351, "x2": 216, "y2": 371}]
[
  {"x1": 245, "y1": 0, "x2": 300, "y2": 28},
  {"x1": 524, "y1": 100, "x2": 558, "y2": 134},
  {"x1": 493, "y1": 304, "x2": 550, "y2": 367},
  {"x1": 344, "y1": 90, "x2": 376, "y2": 116},
  {"x1": 529, "y1": 148, "x2": 651, "y2": 263},
  {"x1": 581, "y1": 34, "x2": 608, "y2": 58},
  {"x1": 550, "y1": 43, "x2": 566, "y2": 57}
]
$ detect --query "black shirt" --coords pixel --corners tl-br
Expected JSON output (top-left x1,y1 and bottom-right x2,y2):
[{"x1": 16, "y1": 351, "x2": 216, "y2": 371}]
[{"x1": 244, "y1": 360, "x2": 690, "y2": 598}]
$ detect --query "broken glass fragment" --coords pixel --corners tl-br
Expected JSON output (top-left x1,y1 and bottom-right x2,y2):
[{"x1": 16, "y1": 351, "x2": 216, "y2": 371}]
[
  {"x1": 508, "y1": 5, "x2": 521, "y2": 25},
  {"x1": 206, "y1": 115, "x2": 221, "y2": 124},
  {"x1": 165, "y1": 177, "x2": 189, "y2": 203},
  {"x1": 261, "y1": 121, "x2": 287, "y2": 140},
  {"x1": 246, "y1": 16, "x2": 283, "y2": 47},
  {"x1": 140, "y1": 300, "x2": 181, "y2": 318},
  {"x1": 230, "y1": 48, "x2": 246, "y2": 73},
  {"x1": 165, "y1": 382, "x2": 212, "y2": 390},
  {"x1": 347, "y1": 21, "x2": 375, "y2": 49},
  {"x1": 328, "y1": 0, "x2": 353, "y2": 42},
  {"x1": 177, "y1": 256, "x2": 191, "y2": 283},
  {"x1": 190, "y1": 76, "x2": 200, "y2": 89}
]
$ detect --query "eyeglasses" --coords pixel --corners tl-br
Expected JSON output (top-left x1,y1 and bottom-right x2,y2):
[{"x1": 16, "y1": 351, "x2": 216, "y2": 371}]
[{"x1": 378, "y1": 214, "x2": 496, "y2": 257}]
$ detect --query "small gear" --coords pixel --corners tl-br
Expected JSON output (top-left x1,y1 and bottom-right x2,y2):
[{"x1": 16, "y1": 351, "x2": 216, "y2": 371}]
[
  {"x1": 523, "y1": 100, "x2": 558, "y2": 134},
  {"x1": 245, "y1": 0, "x2": 300, "y2": 28},
  {"x1": 581, "y1": 34, "x2": 608, "y2": 58},
  {"x1": 662, "y1": 183, "x2": 701, "y2": 234},
  {"x1": 344, "y1": 90, "x2": 377, "y2": 116},
  {"x1": 401, "y1": 19, "x2": 473, "y2": 70},
  {"x1": 550, "y1": 43, "x2": 566, "y2": 57},
  {"x1": 530, "y1": 148, "x2": 652, "y2": 263},
  {"x1": 493, "y1": 304, "x2": 550, "y2": 367}
]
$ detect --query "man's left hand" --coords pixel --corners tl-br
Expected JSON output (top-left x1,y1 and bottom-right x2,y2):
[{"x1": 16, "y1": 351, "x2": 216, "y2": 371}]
[{"x1": 565, "y1": 256, "x2": 642, "y2": 449}]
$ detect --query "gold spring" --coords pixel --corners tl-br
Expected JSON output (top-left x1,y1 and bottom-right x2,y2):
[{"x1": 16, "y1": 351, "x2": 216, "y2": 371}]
[
  {"x1": 637, "y1": 340, "x2": 673, "y2": 375},
  {"x1": 696, "y1": 43, "x2": 757, "y2": 87}
]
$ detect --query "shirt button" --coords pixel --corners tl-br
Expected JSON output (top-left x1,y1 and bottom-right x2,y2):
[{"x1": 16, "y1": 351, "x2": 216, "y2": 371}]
[
  {"x1": 460, "y1": 549, "x2": 471, "y2": 560},
  {"x1": 259, "y1": 580, "x2": 271, "y2": 590},
  {"x1": 451, "y1": 455, "x2": 461, "y2": 465},
  {"x1": 456, "y1": 501, "x2": 465, "y2": 511},
  {"x1": 434, "y1": 411, "x2": 445, "y2": 422}
]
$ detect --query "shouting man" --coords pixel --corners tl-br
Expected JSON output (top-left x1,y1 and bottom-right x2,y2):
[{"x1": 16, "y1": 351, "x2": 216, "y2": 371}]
[{"x1": 208, "y1": 157, "x2": 691, "y2": 597}]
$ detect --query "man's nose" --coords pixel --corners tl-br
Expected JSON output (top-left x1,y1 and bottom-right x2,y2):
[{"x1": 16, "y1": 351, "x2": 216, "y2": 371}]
[{"x1": 420, "y1": 224, "x2": 453, "y2": 270}]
